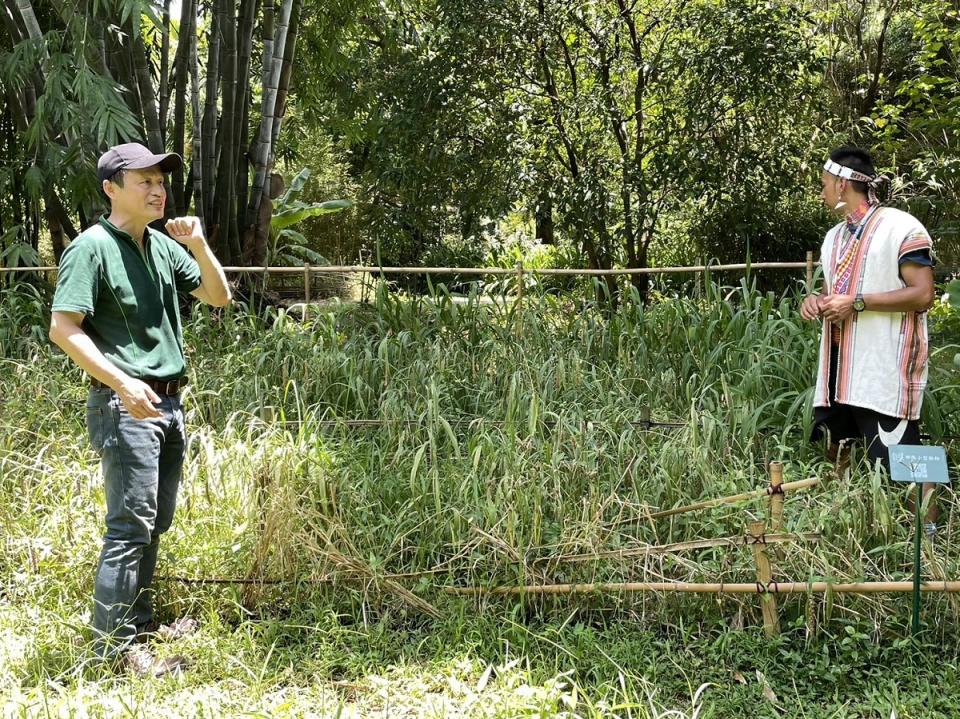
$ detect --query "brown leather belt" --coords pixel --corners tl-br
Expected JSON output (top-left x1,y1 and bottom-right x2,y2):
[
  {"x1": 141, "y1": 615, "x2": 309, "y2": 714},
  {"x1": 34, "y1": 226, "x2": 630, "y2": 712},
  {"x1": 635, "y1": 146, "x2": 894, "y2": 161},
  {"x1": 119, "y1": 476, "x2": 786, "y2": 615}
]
[{"x1": 90, "y1": 377, "x2": 187, "y2": 395}]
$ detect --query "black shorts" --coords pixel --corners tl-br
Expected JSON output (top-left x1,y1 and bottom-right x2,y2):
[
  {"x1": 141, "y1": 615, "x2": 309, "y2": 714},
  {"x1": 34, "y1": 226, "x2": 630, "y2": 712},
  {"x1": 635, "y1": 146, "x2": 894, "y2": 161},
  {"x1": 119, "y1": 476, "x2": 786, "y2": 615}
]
[
  {"x1": 811, "y1": 403, "x2": 920, "y2": 468},
  {"x1": 811, "y1": 344, "x2": 920, "y2": 468}
]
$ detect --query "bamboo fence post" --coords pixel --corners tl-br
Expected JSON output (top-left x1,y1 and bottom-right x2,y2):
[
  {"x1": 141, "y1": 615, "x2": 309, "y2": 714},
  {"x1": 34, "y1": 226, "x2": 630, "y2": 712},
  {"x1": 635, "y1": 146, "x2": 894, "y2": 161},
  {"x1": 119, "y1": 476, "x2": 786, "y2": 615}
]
[
  {"x1": 749, "y1": 520, "x2": 780, "y2": 637},
  {"x1": 768, "y1": 461, "x2": 785, "y2": 532},
  {"x1": 805, "y1": 251, "x2": 814, "y2": 290},
  {"x1": 515, "y1": 260, "x2": 524, "y2": 310},
  {"x1": 640, "y1": 406, "x2": 651, "y2": 428},
  {"x1": 303, "y1": 262, "x2": 311, "y2": 322}
]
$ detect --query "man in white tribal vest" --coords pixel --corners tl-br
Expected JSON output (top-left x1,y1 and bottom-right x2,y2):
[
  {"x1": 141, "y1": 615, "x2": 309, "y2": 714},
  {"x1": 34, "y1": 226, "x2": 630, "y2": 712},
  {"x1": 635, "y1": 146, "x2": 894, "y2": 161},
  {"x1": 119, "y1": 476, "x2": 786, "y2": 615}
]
[{"x1": 800, "y1": 146, "x2": 937, "y2": 532}]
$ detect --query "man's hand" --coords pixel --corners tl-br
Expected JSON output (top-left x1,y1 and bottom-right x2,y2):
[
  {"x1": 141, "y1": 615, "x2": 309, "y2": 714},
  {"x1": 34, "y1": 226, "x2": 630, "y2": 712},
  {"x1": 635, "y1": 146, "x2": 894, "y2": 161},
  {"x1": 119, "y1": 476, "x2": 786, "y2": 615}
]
[
  {"x1": 820, "y1": 294, "x2": 855, "y2": 323},
  {"x1": 116, "y1": 377, "x2": 163, "y2": 420},
  {"x1": 800, "y1": 294, "x2": 824, "y2": 321},
  {"x1": 165, "y1": 216, "x2": 206, "y2": 252}
]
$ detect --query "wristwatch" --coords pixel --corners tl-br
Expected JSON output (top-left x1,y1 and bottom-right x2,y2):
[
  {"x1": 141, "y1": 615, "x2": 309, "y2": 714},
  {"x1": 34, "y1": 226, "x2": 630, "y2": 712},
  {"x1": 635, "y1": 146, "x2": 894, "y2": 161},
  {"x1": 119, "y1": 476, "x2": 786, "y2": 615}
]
[{"x1": 853, "y1": 294, "x2": 866, "y2": 312}]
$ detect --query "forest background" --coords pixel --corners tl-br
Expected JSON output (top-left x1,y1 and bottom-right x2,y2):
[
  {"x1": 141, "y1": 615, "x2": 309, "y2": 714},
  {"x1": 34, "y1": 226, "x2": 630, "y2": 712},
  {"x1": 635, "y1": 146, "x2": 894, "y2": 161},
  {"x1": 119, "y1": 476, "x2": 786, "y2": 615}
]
[{"x1": 1, "y1": 0, "x2": 958, "y2": 285}]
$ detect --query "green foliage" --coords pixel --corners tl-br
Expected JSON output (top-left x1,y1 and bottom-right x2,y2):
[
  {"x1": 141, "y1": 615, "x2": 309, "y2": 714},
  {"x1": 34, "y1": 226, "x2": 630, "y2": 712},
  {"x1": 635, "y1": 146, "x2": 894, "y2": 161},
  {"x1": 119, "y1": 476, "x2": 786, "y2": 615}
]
[
  {"x1": 1, "y1": 25, "x2": 141, "y2": 212},
  {"x1": 0, "y1": 281, "x2": 50, "y2": 358},
  {"x1": 866, "y1": 0, "x2": 960, "y2": 260},
  {"x1": 5, "y1": 281, "x2": 960, "y2": 713},
  {"x1": 267, "y1": 168, "x2": 353, "y2": 266}
]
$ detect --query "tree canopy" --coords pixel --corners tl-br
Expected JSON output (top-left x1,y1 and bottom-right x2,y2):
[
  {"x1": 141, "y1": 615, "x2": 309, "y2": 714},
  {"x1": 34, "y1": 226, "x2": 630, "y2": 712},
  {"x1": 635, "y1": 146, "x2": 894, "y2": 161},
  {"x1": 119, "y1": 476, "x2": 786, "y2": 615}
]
[{"x1": 2, "y1": 0, "x2": 957, "y2": 280}]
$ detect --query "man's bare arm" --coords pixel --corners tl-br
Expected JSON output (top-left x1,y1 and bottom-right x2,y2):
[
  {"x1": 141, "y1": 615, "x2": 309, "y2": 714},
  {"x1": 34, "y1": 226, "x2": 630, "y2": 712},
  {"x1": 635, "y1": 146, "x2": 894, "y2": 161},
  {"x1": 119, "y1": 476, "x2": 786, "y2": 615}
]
[
  {"x1": 48, "y1": 311, "x2": 162, "y2": 420},
  {"x1": 820, "y1": 263, "x2": 935, "y2": 322}
]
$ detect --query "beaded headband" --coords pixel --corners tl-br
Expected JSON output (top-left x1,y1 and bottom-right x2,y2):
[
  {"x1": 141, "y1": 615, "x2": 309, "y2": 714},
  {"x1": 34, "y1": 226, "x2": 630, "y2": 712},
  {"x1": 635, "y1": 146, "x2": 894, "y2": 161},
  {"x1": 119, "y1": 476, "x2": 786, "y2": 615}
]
[{"x1": 823, "y1": 159, "x2": 888, "y2": 205}]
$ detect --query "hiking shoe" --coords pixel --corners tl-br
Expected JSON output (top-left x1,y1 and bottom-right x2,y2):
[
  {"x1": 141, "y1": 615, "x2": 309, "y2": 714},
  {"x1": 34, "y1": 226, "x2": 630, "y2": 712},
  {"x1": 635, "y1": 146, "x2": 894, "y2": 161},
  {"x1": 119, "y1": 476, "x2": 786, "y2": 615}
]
[
  {"x1": 121, "y1": 645, "x2": 187, "y2": 678},
  {"x1": 137, "y1": 617, "x2": 199, "y2": 643}
]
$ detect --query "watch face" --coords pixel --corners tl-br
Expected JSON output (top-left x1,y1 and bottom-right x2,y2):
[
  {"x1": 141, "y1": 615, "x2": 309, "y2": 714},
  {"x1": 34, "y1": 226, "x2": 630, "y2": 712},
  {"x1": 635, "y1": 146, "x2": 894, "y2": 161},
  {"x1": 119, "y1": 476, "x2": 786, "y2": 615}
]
[{"x1": 853, "y1": 297, "x2": 865, "y2": 311}]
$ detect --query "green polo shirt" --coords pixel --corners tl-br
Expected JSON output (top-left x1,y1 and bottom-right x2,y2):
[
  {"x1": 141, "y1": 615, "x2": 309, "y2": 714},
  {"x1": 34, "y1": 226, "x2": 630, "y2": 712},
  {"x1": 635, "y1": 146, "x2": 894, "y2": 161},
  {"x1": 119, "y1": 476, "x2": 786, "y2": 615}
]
[{"x1": 51, "y1": 217, "x2": 202, "y2": 381}]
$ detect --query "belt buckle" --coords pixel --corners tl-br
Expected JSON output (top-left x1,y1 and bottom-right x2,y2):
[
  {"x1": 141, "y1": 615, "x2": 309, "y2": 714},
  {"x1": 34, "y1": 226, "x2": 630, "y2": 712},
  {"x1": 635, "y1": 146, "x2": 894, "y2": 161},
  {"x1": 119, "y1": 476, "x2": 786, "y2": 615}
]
[{"x1": 164, "y1": 380, "x2": 178, "y2": 395}]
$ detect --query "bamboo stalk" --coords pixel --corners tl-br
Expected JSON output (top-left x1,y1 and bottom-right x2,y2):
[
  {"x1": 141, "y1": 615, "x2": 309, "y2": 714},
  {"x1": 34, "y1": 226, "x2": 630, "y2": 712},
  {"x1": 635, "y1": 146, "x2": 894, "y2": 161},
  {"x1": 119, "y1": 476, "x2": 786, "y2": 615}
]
[
  {"x1": 131, "y1": 19, "x2": 164, "y2": 155},
  {"x1": 516, "y1": 261, "x2": 524, "y2": 310},
  {"x1": 446, "y1": 580, "x2": 960, "y2": 597},
  {"x1": 188, "y1": 0, "x2": 202, "y2": 220},
  {"x1": 247, "y1": 0, "x2": 295, "y2": 225},
  {"x1": 641, "y1": 478, "x2": 820, "y2": 521},
  {"x1": 303, "y1": 262, "x2": 311, "y2": 322},
  {"x1": 768, "y1": 462, "x2": 785, "y2": 532},
  {"x1": 531, "y1": 532, "x2": 820, "y2": 565},
  {"x1": 159, "y1": 0, "x2": 171, "y2": 138},
  {"x1": 805, "y1": 250, "x2": 815, "y2": 290},
  {"x1": 749, "y1": 521, "x2": 780, "y2": 637}
]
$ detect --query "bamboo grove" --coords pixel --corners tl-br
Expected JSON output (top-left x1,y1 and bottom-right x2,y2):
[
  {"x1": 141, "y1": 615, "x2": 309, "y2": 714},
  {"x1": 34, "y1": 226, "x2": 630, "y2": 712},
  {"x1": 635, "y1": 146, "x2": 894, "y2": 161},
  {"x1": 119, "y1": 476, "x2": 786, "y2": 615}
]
[
  {"x1": 1, "y1": 0, "x2": 300, "y2": 265},
  {"x1": 1, "y1": 0, "x2": 958, "y2": 281}
]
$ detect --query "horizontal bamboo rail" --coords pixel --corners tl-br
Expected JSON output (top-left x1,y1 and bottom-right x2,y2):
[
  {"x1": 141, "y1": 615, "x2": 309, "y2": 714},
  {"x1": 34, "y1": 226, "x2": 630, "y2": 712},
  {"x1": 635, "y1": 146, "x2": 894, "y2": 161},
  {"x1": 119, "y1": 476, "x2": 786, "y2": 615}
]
[
  {"x1": 531, "y1": 532, "x2": 821, "y2": 565},
  {"x1": 446, "y1": 581, "x2": 960, "y2": 597},
  {"x1": 639, "y1": 478, "x2": 820, "y2": 521},
  {"x1": 0, "y1": 261, "x2": 815, "y2": 276}
]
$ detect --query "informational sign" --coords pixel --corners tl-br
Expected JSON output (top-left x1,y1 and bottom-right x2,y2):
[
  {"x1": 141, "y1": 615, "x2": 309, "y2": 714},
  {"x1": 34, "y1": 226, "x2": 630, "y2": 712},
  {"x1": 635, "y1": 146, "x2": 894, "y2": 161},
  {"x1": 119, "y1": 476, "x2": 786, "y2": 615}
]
[
  {"x1": 887, "y1": 444, "x2": 952, "y2": 635},
  {"x1": 888, "y1": 445, "x2": 950, "y2": 485}
]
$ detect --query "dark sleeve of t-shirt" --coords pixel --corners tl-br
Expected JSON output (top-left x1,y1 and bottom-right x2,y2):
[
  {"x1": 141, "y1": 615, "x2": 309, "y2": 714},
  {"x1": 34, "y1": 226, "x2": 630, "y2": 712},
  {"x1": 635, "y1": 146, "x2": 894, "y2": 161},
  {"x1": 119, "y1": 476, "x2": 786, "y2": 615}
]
[
  {"x1": 898, "y1": 249, "x2": 934, "y2": 267},
  {"x1": 167, "y1": 238, "x2": 203, "y2": 294},
  {"x1": 51, "y1": 240, "x2": 101, "y2": 317}
]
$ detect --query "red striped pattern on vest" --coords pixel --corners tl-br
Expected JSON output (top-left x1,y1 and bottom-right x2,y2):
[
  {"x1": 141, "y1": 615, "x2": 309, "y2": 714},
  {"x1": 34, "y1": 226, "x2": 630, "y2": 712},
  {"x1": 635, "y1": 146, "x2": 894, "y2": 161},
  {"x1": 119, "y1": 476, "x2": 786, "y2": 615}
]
[
  {"x1": 830, "y1": 208, "x2": 884, "y2": 404},
  {"x1": 897, "y1": 307, "x2": 929, "y2": 418}
]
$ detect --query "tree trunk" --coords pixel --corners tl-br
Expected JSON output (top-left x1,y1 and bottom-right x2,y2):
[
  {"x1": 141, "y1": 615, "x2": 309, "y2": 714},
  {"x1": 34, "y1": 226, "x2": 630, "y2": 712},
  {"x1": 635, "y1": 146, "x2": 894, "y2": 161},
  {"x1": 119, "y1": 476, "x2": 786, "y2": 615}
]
[
  {"x1": 170, "y1": 0, "x2": 193, "y2": 215},
  {"x1": 159, "y1": 0, "x2": 171, "y2": 141},
  {"x1": 250, "y1": 173, "x2": 283, "y2": 266},
  {"x1": 270, "y1": 0, "x2": 301, "y2": 150},
  {"x1": 106, "y1": 25, "x2": 139, "y2": 117},
  {"x1": 131, "y1": 18, "x2": 164, "y2": 153},
  {"x1": 246, "y1": 0, "x2": 294, "y2": 229},
  {"x1": 45, "y1": 198, "x2": 64, "y2": 262},
  {"x1": 189, "y1": 0, "x2": 203, "y2": 225},
  {"x1": 215, "y1": 0, "x2": 239, "y2": 262},
  {"x1": 242, "y1": 0, "x2": 274, "y2": 260},
  {"x1": 201, "y1": 8, "x2": 221, "y2": 249},
  {"x1": 631, "y1": 242, "x2": 650, "y2": 303},
  {"x1": 535, "y1": 188, "x2": 554, "y2": 245},
  {"x1": 234, "y1": 0, "x2": 258, "y2": 257},
  {"x1": 13, "y1": 0, "x2": 43, "y2": 46}
]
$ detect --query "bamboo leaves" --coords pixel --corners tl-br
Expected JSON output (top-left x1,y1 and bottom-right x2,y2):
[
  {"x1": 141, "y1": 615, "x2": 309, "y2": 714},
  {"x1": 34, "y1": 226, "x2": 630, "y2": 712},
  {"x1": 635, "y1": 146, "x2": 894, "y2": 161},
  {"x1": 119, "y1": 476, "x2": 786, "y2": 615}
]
[
  {"x1": 271, "y1": 200, "x2": 353, "y2": 232},
  {"x1": 74, "y1": 66, "x2": 142, "y2": 147}
]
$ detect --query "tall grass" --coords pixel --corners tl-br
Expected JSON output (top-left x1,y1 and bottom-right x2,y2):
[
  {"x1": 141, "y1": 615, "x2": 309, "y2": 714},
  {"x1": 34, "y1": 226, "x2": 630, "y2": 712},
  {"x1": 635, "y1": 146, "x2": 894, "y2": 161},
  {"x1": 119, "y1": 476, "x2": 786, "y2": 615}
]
[{"x1": 3, "y1": 275, "x2": 960, "y2": 651}]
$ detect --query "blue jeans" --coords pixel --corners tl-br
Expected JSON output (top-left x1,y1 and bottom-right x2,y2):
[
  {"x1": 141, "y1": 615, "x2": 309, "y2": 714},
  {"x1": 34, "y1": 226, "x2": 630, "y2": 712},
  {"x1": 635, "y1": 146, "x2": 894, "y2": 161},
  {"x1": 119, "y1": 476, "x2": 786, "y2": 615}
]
[{"x1": 85, "y1": 387, "x2": 186, "y2": 658}]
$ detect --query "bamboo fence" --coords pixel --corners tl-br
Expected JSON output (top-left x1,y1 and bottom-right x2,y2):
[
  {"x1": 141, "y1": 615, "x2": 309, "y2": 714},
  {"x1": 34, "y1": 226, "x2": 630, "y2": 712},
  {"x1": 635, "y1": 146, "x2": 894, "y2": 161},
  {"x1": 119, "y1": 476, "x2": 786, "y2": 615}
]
[
  {"x1": 0, "y1": 256, "x2": 820, "y2": 291},
  {"x1": 444, "y1": 581, "x2": 960, "y2": 596},
  {"x1": 12, "y1": 257, "x2": 958, "y2": 629},
  {"x1": 444, "y1": 461, "x2": 960, "y2": 636}
]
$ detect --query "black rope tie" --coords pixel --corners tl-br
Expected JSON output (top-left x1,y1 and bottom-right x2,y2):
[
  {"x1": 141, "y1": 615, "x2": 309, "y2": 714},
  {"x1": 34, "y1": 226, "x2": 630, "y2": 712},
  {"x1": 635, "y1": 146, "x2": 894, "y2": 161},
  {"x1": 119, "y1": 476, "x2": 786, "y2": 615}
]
[{"x1": 755, "y1": 580, "x2": 780, "y2": 594}]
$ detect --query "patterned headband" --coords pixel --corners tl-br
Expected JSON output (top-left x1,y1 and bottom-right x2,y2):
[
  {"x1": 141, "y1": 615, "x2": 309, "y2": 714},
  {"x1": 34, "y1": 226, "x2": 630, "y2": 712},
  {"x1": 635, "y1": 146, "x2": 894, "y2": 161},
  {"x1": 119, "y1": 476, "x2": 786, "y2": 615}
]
[{"x1": 823, "y1": 159, "x2": 888, "y2": 205}]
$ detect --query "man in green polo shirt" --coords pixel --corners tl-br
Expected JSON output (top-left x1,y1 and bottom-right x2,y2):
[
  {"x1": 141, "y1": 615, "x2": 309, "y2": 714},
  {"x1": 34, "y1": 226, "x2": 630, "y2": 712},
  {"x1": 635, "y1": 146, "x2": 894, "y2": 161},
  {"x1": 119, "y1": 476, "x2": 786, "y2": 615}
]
[{"x1": 49, "y1": 142, "x2": 231, "y2": 676}]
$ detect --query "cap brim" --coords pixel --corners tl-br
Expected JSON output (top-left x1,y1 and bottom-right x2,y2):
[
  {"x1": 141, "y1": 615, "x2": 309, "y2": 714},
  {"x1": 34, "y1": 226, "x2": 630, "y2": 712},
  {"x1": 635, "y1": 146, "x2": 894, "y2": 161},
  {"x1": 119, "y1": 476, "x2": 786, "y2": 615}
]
[{"x1": 124, "y1": 152, "x2": 183, "y2": 174}]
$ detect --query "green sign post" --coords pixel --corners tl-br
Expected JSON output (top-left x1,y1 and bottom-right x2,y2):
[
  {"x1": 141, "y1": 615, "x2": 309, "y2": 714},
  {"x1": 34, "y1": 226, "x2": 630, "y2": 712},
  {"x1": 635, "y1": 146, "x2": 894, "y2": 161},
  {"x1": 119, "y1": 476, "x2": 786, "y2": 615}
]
[{"x1": 888, "y1": 445, "x2": 951, "y2": 635}]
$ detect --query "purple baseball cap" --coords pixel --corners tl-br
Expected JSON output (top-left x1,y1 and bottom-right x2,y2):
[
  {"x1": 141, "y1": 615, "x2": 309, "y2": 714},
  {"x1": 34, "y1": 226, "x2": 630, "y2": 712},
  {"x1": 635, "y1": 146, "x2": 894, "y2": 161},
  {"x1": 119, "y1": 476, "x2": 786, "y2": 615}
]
[{"x1": 97, "y1": 143, "x2": 182, "y2": 182}]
